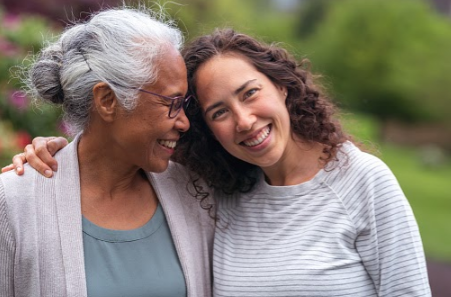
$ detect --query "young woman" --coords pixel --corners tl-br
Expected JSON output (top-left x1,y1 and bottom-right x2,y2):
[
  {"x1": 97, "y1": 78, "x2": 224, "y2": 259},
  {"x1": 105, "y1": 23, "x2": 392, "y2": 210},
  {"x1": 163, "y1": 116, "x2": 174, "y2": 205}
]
[
  {"x1": 4, "y1": 29, "x2": 431, "y2": 296},
  {"x1": 175, "y1": 28, "x2": 430, "y2": 296}
]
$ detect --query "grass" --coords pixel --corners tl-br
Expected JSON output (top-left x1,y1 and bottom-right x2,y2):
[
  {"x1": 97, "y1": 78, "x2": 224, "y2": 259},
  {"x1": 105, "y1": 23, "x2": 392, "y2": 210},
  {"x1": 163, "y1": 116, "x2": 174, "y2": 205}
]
[
  {"x1": 380, "y1": 145, "x2": 451, "y2": 262},
  {"x1": 343, "y1": 112, "x2": 451, "y2": 262}
]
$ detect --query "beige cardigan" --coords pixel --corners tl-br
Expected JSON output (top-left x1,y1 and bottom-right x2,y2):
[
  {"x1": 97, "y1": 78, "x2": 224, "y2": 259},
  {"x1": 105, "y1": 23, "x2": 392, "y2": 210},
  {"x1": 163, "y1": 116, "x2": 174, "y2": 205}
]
[{"x1": 0, "y1": 135, "x2": 214, "y2": 297}]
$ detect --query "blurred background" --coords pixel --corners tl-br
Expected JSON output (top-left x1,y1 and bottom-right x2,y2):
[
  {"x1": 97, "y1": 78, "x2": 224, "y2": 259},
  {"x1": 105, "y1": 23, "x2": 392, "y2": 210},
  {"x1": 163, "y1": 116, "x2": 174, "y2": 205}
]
[{"x1": 0, "y1": 0, "x2": 450, "y2": 294}]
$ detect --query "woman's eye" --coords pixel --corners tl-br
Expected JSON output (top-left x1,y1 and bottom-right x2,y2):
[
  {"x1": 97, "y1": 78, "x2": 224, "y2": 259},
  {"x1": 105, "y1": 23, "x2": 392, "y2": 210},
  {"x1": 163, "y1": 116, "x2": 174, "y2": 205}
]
[
  {"x1": 157, "y1": 98, "x2": 172, "y2": 107},
  {"x1": 212, "y1": 108, "x2": 227, "y2": 120},
  {"x1": 244, "y1": 88, "x2": 258, "y2": 99}
]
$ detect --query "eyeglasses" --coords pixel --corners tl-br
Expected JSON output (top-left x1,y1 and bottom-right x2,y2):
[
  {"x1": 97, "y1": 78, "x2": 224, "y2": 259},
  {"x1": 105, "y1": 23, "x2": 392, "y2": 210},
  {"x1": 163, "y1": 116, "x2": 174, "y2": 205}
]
[
  {"x1": 78, "y1": 50, "x2": 191, "y2": 118},
  {"x1": 136, "y1": 88, "x2": 192, "y2": 118},
  {"x1": 109, "y1": 81, "x2": 192, "y2": 118}
]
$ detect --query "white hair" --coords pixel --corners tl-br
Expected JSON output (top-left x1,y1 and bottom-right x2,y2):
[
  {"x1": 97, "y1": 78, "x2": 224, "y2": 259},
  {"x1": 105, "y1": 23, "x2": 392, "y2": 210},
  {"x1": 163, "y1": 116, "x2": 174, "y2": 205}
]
[{"x1": 26, "y1": 7, "x2": 183, "y2": 135}]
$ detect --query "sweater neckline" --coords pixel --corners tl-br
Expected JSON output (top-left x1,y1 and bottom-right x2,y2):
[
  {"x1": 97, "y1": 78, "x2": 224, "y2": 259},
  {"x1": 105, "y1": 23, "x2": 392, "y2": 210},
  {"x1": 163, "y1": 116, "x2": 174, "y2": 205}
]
[
  {"x1": 253, "y1": 168, "x2": 327, "y2": 198},
  {"x1": 82, "y1": 203, "x2": 164, "y2": 243}
]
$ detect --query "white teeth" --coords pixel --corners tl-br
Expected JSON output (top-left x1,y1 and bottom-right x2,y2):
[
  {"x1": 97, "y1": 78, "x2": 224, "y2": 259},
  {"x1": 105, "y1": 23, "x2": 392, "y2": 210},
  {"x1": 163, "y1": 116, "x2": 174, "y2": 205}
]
[
  {"x1": 158, "y1": 140, "x2": 177, "y2": 149},
  {"x1": 243, "y1": 126, "x2": 270, "y2": 147}
]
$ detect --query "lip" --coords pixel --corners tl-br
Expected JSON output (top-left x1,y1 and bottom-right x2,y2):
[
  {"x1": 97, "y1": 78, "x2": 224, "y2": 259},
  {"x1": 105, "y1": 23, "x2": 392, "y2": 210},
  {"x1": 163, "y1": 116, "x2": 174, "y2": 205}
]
[
  {"x1": 239, "y1": 125, "x2": 271, "y2": 148},
  {"x1": 158, "y1": 139, "x2": 178, "y2": 153}
]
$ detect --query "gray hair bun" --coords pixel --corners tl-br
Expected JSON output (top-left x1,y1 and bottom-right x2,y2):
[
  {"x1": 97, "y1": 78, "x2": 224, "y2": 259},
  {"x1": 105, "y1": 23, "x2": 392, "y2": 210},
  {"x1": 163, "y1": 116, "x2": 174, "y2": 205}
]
[
  {"x1": 24, "y1": 7, "x2": 183, "y2": 135},
  {"x1": 31, "y1": 44, "x2": 65, "y2": 104}
]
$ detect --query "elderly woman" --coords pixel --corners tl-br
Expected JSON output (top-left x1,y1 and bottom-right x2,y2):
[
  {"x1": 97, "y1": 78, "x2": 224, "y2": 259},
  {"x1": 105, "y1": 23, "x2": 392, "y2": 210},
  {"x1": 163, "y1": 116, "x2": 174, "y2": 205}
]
[{"x1": 0, "y1": 8, "x2": 213, "y2": 297}]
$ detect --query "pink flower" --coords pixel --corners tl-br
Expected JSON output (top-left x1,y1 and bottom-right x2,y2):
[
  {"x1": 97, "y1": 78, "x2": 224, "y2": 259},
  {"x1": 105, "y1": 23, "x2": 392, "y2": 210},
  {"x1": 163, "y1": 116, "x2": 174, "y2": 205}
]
[
  {"x1": 8, "y1": 90, "x2": 29, "y2": 110},
  {"x1": 3, "y1": 13, "x2": 21, "y2": 30},
  {"x1": 0, "y1": 38, "x2": 19, "y2": 57},
  {"x1": 58, "y1": 120, "x2": 70, "y2": 136}
]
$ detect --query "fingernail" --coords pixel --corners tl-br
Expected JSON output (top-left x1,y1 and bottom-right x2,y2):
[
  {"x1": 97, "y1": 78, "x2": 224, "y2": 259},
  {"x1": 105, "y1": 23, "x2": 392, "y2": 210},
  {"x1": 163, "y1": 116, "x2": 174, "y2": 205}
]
[
  {"x1": 52, "y1": 165, "x2": 58, "y2": 172},
  {"x1": 44, "y1": 170, "x2": 52, "y2": 177},
  {"x1": 15, "y1": 167, "x2": 22, "y2": 174}
]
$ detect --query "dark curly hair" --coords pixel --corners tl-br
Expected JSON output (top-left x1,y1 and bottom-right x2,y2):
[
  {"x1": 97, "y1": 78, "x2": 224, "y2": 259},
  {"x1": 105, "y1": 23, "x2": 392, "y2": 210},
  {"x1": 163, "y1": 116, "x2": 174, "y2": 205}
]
[{"x1": 173, "y1": 28, "x2": 351, "y2": 195}]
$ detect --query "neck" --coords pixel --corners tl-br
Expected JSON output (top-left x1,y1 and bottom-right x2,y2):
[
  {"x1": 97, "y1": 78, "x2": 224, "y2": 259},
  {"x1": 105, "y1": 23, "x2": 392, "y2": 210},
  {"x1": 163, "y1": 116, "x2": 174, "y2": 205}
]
[
  {"x1": 76, "y1": 131, "x2": 157, "y2": 230},
  {"x1": 78, "y1": 134, "x2": 140, "y2": 189},
  {"x1": 262, "y1": 141, "x2": 326, "y2": 186}
]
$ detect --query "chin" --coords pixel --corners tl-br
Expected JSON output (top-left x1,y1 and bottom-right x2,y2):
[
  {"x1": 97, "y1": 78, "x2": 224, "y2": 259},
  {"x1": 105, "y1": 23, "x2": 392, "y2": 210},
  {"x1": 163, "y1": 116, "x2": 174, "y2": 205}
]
[
  {"x1": 144, "y1": 160, "x2": 170, "y2": 173},
  {"x1": 250, "y1": 157, "x2": 279, "y2": 169},
  {"x1": 151, "y1": 167, "x2": 168, "y2": 173}
]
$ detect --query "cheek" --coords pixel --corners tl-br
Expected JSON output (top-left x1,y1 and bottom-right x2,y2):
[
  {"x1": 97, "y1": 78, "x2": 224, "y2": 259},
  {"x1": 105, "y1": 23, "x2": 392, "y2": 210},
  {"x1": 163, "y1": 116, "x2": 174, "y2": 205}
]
[{"x1": 209, "y1": 124, "x2": 234, "y2": 146}]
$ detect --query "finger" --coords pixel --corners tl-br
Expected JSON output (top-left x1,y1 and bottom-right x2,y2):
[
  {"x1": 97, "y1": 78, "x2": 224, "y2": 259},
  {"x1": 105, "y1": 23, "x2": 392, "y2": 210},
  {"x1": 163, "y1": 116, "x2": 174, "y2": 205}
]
[
  {"x1": 46, "y1": 137, "x2": 69, "y2": 157},
  {"x1": 31, "y1": 137, "x2": 58, "y2": 170},
  {"x1": 39, "y1": 137, "x2": 67, "y2": 172},
  {"x1": 11, "y1": 152, "x2": 27, "y2": 176},
  {"x1": 31, "y1": 136, "x2": 53, "y2": 149},
  {"x1": 24, "y1": 143, "x2": 54, "y2": 178},
  {"x1": 1, "y1": 163, "x2": 15, "y2": 173}
]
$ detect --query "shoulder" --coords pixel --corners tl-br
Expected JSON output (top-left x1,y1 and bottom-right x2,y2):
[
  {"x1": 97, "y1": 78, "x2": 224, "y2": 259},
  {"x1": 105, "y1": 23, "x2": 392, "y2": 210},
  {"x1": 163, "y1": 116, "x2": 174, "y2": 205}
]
[
  {"x1": 0, "y1": 164, "x2": 40, "y2": 200},
  {"x1": 160, "y1": 161, "x2": 193, "y2": 181},
  {"x1": 0, "y1": 138, "x2": 80, "y2": 211},
  {"x1": 151, "y1": 161, "x2": 201, "y2": 190},
  {"x1": 323, "y1": 142, "x2": 407, "y2": 213},
  {"x1": 329, "y1": 142, "x2": 396, "y2": 185},
  {"x1": 0, "y1": 165, "x2": 43, "y2": 234},
  {"x1": 149, "y1": 161, "x2": 215, "y2": 214},
  {"x1": 157, "y1": 161, "x2": 213, "y2": 193}
]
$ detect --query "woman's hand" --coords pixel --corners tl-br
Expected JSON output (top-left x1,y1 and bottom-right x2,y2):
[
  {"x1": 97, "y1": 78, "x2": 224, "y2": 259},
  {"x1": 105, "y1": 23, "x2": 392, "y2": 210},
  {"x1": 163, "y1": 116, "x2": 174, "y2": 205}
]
[{"x1": 1, "y1": 136, "x2": 68, "y2": 177}]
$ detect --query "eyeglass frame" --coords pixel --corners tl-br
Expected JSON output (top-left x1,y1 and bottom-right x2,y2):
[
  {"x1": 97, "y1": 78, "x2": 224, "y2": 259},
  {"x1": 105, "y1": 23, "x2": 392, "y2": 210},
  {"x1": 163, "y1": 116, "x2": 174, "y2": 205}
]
[
  {"x1": 78, "y1": 49, "x2": 191, "y2": 118},
  {"x1": 109, "y1": 81, "x2": 192, "y2": 119},
  {"x1": 135, "y1": 88, "x2": 192, "y2": 119}
]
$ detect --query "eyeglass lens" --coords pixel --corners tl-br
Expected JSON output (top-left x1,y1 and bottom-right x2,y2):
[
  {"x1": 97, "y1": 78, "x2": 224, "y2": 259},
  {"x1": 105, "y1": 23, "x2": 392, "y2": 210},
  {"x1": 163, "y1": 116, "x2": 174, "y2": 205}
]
[{"x1": 169, "y1": 96, "x2": 191, "y2": 118}]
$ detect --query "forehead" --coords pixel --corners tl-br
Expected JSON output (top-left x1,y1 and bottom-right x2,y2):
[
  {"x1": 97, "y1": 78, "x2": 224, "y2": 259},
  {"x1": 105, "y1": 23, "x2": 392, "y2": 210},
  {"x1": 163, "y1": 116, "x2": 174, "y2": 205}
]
[
  {"x1": 196, "y1": 54, "x2": 261, "y2": 88},
  {"x1": 150, "y1": 46, "x2": 188, "y2": 93},
  {"x1": 198, "y1": 53, "x2": 256, "y2": 77}
]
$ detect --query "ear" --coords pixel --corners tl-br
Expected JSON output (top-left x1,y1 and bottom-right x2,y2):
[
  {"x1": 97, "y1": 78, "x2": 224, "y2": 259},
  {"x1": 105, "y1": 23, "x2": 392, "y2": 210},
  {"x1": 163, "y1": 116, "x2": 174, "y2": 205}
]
[
  {"x1": 277, "y1": 84, "x2": 288, "y2": 100},
  {"x1": 92, "y1": 82, "x2": 118, "y2": 122}
]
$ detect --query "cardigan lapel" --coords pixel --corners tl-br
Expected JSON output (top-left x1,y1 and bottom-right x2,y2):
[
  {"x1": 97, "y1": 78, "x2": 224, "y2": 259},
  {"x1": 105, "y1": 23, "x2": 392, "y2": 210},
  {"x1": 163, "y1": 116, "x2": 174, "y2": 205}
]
[
  {"x1": 54, "y1": 134, "x2": 87, "y2": 297},
  {"x1": 147, "y1": 169, "x2": 194, "y2": 296}
]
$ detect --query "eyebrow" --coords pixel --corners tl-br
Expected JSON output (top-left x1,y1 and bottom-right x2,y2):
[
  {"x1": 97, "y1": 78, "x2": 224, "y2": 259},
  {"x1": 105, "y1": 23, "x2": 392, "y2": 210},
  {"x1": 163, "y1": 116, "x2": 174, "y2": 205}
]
[
  {"x1": 234, "y1": 79, "x2": 257, "y2": 96},
  {"x1": 204, "y1": 101, "x2": 223, "y2": 116},
  {"x1": 204, "y1": 79, "x2": 257, "y2": 116}
]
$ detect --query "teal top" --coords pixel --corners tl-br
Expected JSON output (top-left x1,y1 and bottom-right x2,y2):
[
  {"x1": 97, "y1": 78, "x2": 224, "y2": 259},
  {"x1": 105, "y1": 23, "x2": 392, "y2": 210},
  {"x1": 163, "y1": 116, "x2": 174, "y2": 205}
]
[{"x1": 82, "y1": 204, "x2": 186, "y2": 297}]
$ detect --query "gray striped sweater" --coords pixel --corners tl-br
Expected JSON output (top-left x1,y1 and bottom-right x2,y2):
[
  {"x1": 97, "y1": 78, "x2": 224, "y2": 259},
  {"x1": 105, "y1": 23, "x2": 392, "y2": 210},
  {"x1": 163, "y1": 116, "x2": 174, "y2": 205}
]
[{"x1": 213, "y1": 142, "x2": 430, "y2": 297}]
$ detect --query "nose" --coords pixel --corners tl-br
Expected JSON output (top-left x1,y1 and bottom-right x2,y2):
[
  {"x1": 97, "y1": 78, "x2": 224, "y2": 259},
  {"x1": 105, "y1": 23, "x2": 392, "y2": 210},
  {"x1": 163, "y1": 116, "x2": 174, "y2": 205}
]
[
  {"x1": 174, "y1": 108, "x2": 190, "y2": 132},
  {"x1": 235, "y1": 107, "x2": 256, "y2": 133}
]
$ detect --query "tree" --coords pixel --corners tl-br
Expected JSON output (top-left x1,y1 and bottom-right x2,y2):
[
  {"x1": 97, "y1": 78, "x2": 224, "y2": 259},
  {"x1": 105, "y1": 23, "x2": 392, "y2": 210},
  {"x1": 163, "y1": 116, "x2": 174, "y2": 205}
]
[
  {"x1": 301, "y1": 0, "x2": 451, "y2": 126},
  {"x1": 162, "y1": 0, "x2": 298, "y2": 43}
]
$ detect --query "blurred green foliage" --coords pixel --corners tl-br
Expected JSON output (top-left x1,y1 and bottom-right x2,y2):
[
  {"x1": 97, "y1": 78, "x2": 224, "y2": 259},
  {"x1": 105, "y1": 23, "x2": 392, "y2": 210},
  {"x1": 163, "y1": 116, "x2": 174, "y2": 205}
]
[
  {"x1": 0, "y1": 8, "x2": 63, "y2": 165},
  {"x1": 382, "y1": 144, "x2": 451, "y2": 261},
  {"x1": 300, "y1": 0, "x2": 451, "y2": 126},
  {"x1": 162, "y1": 0, "x2": 298, "y2": 42}
]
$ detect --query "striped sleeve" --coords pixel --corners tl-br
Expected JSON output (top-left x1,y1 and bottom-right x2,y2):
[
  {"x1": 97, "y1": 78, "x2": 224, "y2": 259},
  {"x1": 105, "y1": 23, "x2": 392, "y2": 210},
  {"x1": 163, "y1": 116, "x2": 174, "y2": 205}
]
[{"x1": 335, "y1": 151, "x2": 431, "y2": 296}]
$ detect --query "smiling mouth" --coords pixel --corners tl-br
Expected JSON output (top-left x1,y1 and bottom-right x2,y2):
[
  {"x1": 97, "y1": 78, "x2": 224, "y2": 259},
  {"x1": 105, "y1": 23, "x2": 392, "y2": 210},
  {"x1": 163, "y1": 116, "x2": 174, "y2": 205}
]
[
  {"x1": 241, "y1": 125, "x2": 271, "y2": 147},
  {"x1": 158, "y1": 140, "x2": 177, "y2": 149}
]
